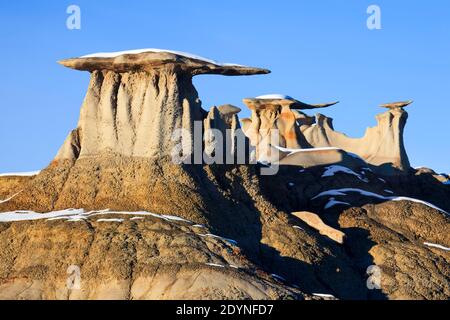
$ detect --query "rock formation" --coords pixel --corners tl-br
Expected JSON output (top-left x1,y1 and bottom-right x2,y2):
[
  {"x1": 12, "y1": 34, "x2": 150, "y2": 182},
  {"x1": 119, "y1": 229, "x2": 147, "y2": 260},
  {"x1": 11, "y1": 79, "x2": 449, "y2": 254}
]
[
  {"x1": 241, "y1": 95, "x2": 411, "y2": 175},
  {"x1": 0, "y1": 49, "x2": 448, "y2": 301},
  {"x1": 56, "y1": 50, "x2": 268, "y2": 162}
]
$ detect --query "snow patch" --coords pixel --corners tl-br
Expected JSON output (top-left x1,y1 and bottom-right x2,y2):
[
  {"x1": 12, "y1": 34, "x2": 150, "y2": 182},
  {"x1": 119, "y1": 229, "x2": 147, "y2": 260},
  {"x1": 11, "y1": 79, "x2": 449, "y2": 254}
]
[
  {"x1": 199, "y1": 233, "x2": 238, "y2": 246},
  {"x1": 0, "y1": 171, "x2": 40, "y2": 177},
  {"x1": 312, "y1": 188, "x2": 449, "y2": 215},
  {"x1": 324, "y1": 198, "x2": 351, "y2": 210},
  {"x1": 256, "y1": 94, "x2": 293, "y2": 100},
  {"x1": 275, "y1": 145, "x2": 340, "y2": 155},
  {"x1": 384, "y1": 189, "x2": 394, "y2": 194},
  {"x1": 424, "y1": 242, "x2": 450, "y2": 251},
  {"x1": 0, "y1": 209, "x2": 197, "y2": 223},
  {"x1": 0, "y1": 191, "x2": 22, "y2": 204},
  {"x1": 97, "y1": 218, "x2": 124, "y2": 223},
  {"x1": 313, "y1": 293, "x2": 336, "y2": 299},
  {"x1": 321, "y1": 165, "x2": 368, "y2": 182},
  {"x1": 205, "y1": 263, "x2": 225, "y2": 268},
  {"x1": 80, "y1": 48, "x2": 243, "y2": 67},
  {"x1": 271, "y1": 274, "x2": 286, "y2": 282}
]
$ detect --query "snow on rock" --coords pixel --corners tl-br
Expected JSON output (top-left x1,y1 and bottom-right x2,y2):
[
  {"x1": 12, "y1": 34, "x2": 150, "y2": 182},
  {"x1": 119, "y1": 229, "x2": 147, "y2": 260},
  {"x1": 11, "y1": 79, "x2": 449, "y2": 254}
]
[
  {"x1": 312, "y1": 188, "x2": 449, "y2": 215},
  {"x1": 0, "y1": 171, "x2": 40, "y2": 177},
  {"x1": 313, "y1": 293, "x2": 336, "y2": 299},
  {"x1": 0, "y1": 209, "x2": 198, "y2": 224},
  {"x1": 390, "y1": 197, "x2": 449, "y2": 215},
  {"x1": 0, "y1": 209, "x2": 85, "y2": 222},
  {"x1": 97, "y1": 218, "x2": 124, "y2": 223},
  {"x1": 81, "y1": 48, "x2": 243, "y2": 67},
  {"x1": 256, "y1": 94, "x2": 294, "y2": 100},
  {"x1": 0, "y1": 191, "x2": 22, "y2": 204},
  {"x1": 321, "y1": 165, "x2": 368, "y2": 182},
  {"x1": 275, "y1": 145, "x2": 340, "y2": 155},
  {"x1": 271, "y1": 274, "x2": 286, "y2": 282},
  {"x1": 424, "y1": 242, "x2": 450, "y2": 251},
  {"x1": 205, "y1": 263, "x2": 226, "y2": 268},
  {"x1": 199, "y1": 233, "x2": 238, "y2": 246},
  {"x1": 324, "y1": 198, "x2": 351, "y2": 210}
]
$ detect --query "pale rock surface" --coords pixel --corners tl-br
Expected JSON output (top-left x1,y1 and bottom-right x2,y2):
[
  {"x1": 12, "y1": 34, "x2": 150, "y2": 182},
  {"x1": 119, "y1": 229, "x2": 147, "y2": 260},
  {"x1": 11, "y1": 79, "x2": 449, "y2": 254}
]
[
  {"x1": 292, "y1": 211, "x2": 346, "y2": 244},
  {"x1": 241, "y1": 96, "x2": 411, "y2": 175}
]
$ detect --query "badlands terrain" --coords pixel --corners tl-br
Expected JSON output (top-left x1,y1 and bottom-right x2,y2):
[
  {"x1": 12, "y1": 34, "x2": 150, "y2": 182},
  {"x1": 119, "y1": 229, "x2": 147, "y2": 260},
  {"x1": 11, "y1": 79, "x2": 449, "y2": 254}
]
[{"x1": 0, "y1": 49, "x2": 448, "y2": 300}]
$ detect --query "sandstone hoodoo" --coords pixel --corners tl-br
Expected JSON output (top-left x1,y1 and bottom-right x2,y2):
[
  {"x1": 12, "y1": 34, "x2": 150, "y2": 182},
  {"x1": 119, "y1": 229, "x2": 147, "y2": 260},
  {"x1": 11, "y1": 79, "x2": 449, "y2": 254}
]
[
  {"x1": 57, "y1": 49, "x2": 269, "y2": 161},
  {"x1": 241, "y1": 94, "x2": 411, "y2": 175},
  {"x1": 0, "y1": 49, "x2": 449, "y2": 300}
]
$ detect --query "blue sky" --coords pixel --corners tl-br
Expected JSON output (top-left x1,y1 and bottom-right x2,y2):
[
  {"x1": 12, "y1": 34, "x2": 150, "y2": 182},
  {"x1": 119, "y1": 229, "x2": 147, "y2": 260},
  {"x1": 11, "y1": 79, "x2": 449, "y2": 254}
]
[{"x1": 0, "y1": 1, "x2": 449, "y2": 173}]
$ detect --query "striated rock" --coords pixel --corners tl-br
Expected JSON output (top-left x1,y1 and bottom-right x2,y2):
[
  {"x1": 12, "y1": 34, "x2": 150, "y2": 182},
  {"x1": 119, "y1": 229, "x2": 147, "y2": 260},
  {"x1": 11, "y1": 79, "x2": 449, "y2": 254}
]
[
  {"x1": 0, "y1": 212, "x2": 303, "y2": 300},
  {"x1": 56, "y1": 50, "x2": 268, "y2": 162},
  {"x1": 241, "y1": 95, "x2": 411, "y2": 175}
]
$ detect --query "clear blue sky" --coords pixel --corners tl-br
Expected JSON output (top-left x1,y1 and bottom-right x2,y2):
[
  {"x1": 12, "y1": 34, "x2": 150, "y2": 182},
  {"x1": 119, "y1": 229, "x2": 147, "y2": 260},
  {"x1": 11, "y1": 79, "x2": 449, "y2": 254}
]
[{"x1": 0, "y1": 1, "x2": 449, "y2": 173}]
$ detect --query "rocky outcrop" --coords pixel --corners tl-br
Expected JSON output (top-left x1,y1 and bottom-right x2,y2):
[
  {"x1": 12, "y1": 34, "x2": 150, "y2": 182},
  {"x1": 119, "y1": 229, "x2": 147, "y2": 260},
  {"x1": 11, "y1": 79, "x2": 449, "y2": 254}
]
[
  {"x1": 0, "y1": 49, "x2": 448, "y2": 301},
  {"x1": 56, "y1": 50, "x2": 268, "y2": 162},
  {"x1": 241, "y1": 96, "x2": 411, "y2": 175}
]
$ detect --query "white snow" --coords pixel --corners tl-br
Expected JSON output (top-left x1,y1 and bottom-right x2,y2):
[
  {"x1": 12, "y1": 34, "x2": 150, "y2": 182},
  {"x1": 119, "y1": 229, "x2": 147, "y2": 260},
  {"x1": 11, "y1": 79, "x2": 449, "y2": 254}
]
[
  {"x1": 312, "y1": 188, "x2": 449, "y2": 215},
  {"x1": 293, "y1": 225, "x2": 304, "y2": 231},
  {"x1": 275, "y1": 145, "x2": 340, "y2": 155},
  {"x1": 321, "y1": 165, "x2": 368, "y2": 182},
  {"x1": 390, "y1": 197, "x2": 449, "y2": 215},
  {"x1": 199, "y1": 233, "x2": 238, "y2": 246},
  {"x1": 0, "y1": 209, "x2": 198, "y2": 223},
  {"x1": 288, "y1": 182, "x2": 295, "y2": 187},
  {"x1": 0, "y1": 171, "x2": 40, "y2": 177},
  {"x1": 0, "y1": 209, "x2": 85, "y2": 222},
  {"x1": 378, "y1": 178, "x2": 387, "y2": 183},
  {"x1": 324, "y1": 198, "x2": 351, "y2": 210},
  {"x1": 130, "y1": 217, "x2": 145, "y2": 221},
  {"x1": 256, "y1": 94, "x2": 293, "y2": 100},
  {"x1": 424, "y1": 242, "x2": 450, "y2": 251},
  {"x1": 97, "y1": 218, "x2": 124, "y2": 223},
  {"x1": 205, "y1": 263, "x2": 225, "y2": 268},
  {"x1": 80, "y1": 48, "x2": 243, "y2": 67},
  {"x1": 384, "y1": 189, "x2": 394, "y2": 194},
  {"x1": 0, "y1": 191, "x2": 22, "y2": 204},
  {"x1": 313, "y1": 293, "x2": 336, "y2": 299},
  {"x1": 271, "y1": 274, "x2": 286, "y2": 282}
]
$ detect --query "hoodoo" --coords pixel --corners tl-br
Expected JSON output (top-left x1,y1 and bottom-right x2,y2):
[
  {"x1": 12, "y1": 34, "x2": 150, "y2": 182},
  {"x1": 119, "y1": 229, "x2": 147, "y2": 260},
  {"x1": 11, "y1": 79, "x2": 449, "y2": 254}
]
[
  {"x1": 56, "y1": 49, "x2": 269, "y2": 161},
  {"x1": 241, "y1": 94, "x2": 411, "y2": 174}
]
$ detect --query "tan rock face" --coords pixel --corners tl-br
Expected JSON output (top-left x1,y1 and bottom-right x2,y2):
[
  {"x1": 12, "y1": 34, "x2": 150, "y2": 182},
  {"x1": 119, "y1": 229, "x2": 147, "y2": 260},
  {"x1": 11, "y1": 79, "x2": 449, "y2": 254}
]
[
  {"x1": 292, "y1": 211, "x2": 346, "y2": 244},
  {"x1": 241, "y1": 97, "x2": 411, "y2": 174},
  {"x1": 56, "y1": 68, "x2": 203, "y2": 161}
]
